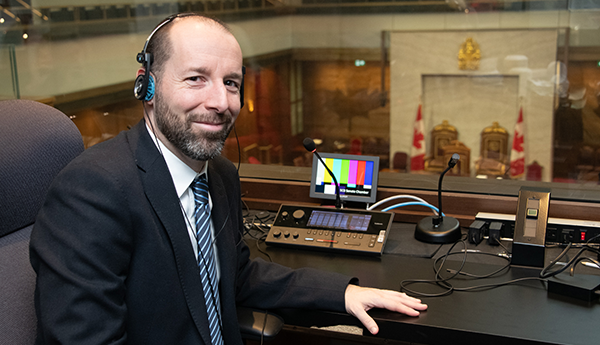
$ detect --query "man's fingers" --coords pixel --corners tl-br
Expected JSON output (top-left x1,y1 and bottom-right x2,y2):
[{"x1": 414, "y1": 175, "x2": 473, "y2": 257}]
[
  {"x1": 352, "y1": 307, "x2": 379, "y2": 335},
  {"x1": 382, "y1": 291, "x2": 428, "y2": 314},
  {"x1": 345, "y1": 285, "x2": 428, "y2": 335}
]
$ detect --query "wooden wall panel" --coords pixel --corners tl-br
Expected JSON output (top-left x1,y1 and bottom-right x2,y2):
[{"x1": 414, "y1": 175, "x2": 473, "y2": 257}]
[{"x1": 240, "y1": 177, "x2": 600, "y2": 225}]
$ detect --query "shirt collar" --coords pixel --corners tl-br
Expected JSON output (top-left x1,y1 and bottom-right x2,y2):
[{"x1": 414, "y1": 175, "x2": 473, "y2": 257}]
[{"x1": 145, "y1": 123, "x2": 209, "y2": 198}]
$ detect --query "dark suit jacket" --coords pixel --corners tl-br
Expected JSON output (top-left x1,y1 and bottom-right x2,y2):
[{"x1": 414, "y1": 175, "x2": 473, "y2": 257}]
[{"x1": 30, "y1": 120, "x2": 352, "y2": 345}]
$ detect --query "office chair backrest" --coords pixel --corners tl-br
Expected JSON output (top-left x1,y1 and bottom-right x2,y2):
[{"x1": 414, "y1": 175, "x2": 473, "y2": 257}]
[{"x1": 0, "y1": 99, "x2": 84, "y2": 345}]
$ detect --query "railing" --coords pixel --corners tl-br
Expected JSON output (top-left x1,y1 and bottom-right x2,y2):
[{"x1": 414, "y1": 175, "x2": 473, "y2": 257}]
[
  {"x1": 3, "y1": 1, "x2": 276, "y2": 25},
  {"x1": 1, "y1": 0, "x2": 577, "y2": 44},
  {"x1": 1, "y1": 1, "x2": 278, "y2": 43},
  {"x1": 36, "y1": 1, "x2": 274, "y2": 22}
]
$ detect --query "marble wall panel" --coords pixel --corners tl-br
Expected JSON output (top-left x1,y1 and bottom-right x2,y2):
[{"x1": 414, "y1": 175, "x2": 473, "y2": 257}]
[{"x1": 390, "y1": 29, "x2": 558, "y2": 181}]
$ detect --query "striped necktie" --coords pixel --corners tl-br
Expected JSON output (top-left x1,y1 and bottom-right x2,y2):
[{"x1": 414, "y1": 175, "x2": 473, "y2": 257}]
[{"x1": 192, "y1": 175, "x2": 224, "y2": 345}]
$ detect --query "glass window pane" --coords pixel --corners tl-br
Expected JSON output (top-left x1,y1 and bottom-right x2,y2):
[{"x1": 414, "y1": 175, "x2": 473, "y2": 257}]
[{"x1": 2, "y1": 0, "x2": 600, "y2": 201}]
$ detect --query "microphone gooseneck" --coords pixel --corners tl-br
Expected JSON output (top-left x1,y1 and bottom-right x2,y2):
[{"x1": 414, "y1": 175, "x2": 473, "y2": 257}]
[
  {"x1": 304, "y1": 137, "x2": 342, "y2": 209},
  {"x1": 414, "y1": 153, "x2": 461, "y2": 244},
  {"x1": 434, "y1": 153, "x2": 460, "y2": 225}
]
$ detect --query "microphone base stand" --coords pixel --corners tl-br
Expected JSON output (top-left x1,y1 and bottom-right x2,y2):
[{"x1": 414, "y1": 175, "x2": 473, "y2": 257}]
[{"x1": 415, "y1": 216, "x2": 461, "y2": 244}]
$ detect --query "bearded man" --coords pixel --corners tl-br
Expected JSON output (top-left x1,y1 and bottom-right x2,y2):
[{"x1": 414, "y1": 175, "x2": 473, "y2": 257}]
[{"x1": 30, "y1": 14, "x2": 426, "y2": 345}]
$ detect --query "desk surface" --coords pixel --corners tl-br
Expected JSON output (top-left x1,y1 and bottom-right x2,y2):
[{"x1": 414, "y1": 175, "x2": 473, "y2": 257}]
[{"x1": 246, "y1": 222, "x2": 600, "y2": 345}]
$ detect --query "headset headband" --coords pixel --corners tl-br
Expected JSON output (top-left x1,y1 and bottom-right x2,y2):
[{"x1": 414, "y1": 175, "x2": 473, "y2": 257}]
[{"x1": 136, "y1": 13, "x2": 192, "y2": 65}]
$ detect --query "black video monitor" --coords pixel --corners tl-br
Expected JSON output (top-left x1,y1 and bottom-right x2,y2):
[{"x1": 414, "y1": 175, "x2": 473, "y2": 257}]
[{"x1": 309, "y1": 153, "x2": 380, "y2": 204}]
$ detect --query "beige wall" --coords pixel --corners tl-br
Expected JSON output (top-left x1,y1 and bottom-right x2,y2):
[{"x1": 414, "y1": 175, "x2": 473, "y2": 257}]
[{"x1": 390, "y1": 29, "x2": 558, "y2": 181}]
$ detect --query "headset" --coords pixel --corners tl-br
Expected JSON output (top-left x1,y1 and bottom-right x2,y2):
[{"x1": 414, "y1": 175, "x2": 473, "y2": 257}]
[
  {"x1": 135, "y1": 14, "x2": 249, "y2": 338},
  {"x1": 134, "y1": 13, "x2": 245, "y2": 108},
  {"x1": 135, "y1": 15, "x2": 265, "y2": 341}
]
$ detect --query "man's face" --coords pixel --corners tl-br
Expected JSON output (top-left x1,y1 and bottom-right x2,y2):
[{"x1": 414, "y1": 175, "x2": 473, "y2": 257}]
[
  {"x1": 152, "y1": 19, "x2": 244, "y2": 161},
  {"x1": 154, "y1": 84, "x2": 233, "y2": 161}
]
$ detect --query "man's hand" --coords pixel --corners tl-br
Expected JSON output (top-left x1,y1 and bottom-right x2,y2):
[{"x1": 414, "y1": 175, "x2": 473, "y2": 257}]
[{"x1": 345, "y1": 284, "x2": 427, "y2": 335}]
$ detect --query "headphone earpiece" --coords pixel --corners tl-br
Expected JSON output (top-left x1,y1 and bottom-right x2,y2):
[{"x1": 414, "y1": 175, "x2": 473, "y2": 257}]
[
  {"x1": 134, "y1": 74, "x2": 146, "y2": 101},
  {"x1": 134, "y1": 73, "x2": 155, "y2": 101}
]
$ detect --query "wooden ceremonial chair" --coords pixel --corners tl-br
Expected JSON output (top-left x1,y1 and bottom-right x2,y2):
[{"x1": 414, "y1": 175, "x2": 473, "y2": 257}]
[
  {"x1": 526, "y1": 161, "x2": 543, "y2": 181},
  {"x1": 392, "y1": 151, "x2": 408, "y2": 172}
]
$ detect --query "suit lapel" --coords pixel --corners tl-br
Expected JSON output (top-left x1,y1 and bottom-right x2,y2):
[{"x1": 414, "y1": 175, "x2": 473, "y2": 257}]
[
  {"x1": 208, "y1": 161, "x2": 235, "y2": 286},
  {"x1": 129, "y1": 121, "x2": 214, "y2": 345},
  {"x1": 208, "y1": 165, "x2": 229, "y2": 245}
]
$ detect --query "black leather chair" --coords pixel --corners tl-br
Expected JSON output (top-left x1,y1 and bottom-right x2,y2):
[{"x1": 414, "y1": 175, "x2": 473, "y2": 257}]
[{"x1": 0, "y1": 99, "x2": 84, "y2": 345}]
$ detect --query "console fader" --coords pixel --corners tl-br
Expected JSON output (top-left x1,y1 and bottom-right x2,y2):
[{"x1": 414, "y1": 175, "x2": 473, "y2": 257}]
[{"x1": 265, "y1": 204, "x2": 393, "y2": 255}]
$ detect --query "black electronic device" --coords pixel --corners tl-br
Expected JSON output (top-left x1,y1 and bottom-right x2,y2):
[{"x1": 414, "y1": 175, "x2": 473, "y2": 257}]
[
  {"x1": 488, "y1": 221, "x2": 502, "y2": 245},
  {"x1": 511, "y1": 187, "x2": 551, "y2": 267},
  {"x1": 307, "y1": 150, "x2": 380, "y2": 206},
  {"x1": 468, "y1": 220, "x2": 486, "y2": 245},
  {"x1": 414, "y1": 153, "x2": 461, "y2": 244},
  {"x1": 265, "y1": 204, "x2": 393, "y2": 255},
  {"x1": 548, "y1": 273, "x2": 600, "y2": 303},
  {"x1": 476, "y1": 212, "x2": 600, "y2": 245}
]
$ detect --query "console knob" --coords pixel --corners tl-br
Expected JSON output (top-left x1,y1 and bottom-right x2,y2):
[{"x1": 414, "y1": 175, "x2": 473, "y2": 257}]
[
  {"x1": 281, "y1": 211, "x2": 289, "y2": 220},
  {"x1": 292, "y1": 210, "x2": 305, "y2": 222},
  {"x1": 272, "y1": 230, "x2": 281, "y2": 238},
  {"x1": 283, "y1": 230, "x2": 290, "y2": 238},
  {"x1": 293, "y1": 231, "x2": 299, "y2": 239}
]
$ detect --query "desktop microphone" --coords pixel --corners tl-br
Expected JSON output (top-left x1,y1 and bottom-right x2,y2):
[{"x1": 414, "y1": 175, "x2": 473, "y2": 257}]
[
  {"x1": 414, "y1": 153, "x2": 461, "y2": 244},
  {"x1": 303, "y1": 137, "x2": 342, "y2": 209}
]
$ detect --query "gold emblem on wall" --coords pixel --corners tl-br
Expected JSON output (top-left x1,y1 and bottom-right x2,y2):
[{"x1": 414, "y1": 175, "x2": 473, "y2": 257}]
[{"x1": 458, "y1": 38, "x2": 480, "y2": 70}]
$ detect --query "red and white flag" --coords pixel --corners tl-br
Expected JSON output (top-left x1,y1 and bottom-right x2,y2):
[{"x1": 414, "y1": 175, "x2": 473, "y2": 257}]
[
  {"x1": 410, "y1": 104, "x2": 426, "y2": 172},
  {"x1": 510, "y1": 107, "x2": 525, "y2": 179}
]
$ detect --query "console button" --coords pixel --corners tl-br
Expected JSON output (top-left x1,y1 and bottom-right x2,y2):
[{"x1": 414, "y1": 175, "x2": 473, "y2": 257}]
[
  {"x1": 292, "y1": 209, "x2": 305, "y2": 222},
  {"x1": 377, "y1": 230, "x2": 386, "y2": 243}
]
